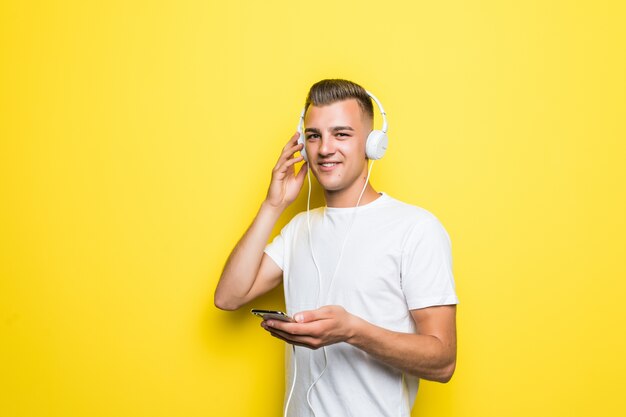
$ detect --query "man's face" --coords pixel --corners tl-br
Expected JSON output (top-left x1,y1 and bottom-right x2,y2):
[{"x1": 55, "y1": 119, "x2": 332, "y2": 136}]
[{"x1": 303, "y1": 99, "x2": 373, "y2": 194}]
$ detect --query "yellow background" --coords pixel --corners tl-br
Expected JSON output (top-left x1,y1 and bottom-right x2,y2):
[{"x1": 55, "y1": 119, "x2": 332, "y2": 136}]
[{"x1": 1, "y1": 1, "x2": 625, "y2": 416}]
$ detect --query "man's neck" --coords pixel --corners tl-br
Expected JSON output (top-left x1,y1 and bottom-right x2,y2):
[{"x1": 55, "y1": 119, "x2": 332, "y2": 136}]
[{"x1": 324, "y1": 183, "x2": 381, "y2": 208}]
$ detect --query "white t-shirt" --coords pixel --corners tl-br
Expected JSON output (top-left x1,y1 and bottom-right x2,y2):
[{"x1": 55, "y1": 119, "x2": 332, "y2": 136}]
[{"x1": 264, "y1": 192, "x2": 459, "y2": 417}]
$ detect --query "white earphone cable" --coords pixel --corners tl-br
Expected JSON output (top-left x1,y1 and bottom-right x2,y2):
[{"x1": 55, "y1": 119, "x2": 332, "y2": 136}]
[
  {"x1": 283, "y1": 344, "x2": 297, "y2": 417},
  {"x1": 284, "y1": 167, "x2": 321, "y2": 417},
  {"x1": 305, "y1": 160, "x2": 375, "y2": 416}
]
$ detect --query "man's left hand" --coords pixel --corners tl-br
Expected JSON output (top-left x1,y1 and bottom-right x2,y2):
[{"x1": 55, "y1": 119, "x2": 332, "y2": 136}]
[{"x1": 261, "y1": 305, "x2": 359, "y2": 350}]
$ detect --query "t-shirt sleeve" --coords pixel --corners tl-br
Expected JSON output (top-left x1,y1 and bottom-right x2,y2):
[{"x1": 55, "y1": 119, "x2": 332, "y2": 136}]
[
  {"x1": 401, "y1": 218, "x2": 459, "y2": 310},
  {"x1": 264, "y1": 224, "x2": 288, "y2": 271}
]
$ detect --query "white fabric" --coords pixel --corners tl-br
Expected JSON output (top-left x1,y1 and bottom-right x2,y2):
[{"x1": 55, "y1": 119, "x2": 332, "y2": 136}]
[{"x1": 264, "y1": 192, "x2": 459, "y2": 417}]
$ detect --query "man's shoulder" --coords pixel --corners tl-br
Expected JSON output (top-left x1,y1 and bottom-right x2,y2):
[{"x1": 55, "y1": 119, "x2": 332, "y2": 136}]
[
  {"x1": 279, "y1": 207, "x2": 322, "y2": 232},
  {"x1": 377, "y1": 193, "x2": 442, "y2": 224}
]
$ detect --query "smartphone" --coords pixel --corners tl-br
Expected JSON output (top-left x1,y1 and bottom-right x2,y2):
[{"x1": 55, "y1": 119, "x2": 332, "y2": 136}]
[{"x1": 251, "y1": 309, "x2": 295, "y2": 322}]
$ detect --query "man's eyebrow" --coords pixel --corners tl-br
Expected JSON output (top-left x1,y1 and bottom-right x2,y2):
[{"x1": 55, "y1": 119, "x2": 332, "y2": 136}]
[
  {"x1": 331, "y1": 126, "x2": 355, "y2": 132},
  {"x1": 304, "y1": 126, "x2": 355, "y2": 133}
]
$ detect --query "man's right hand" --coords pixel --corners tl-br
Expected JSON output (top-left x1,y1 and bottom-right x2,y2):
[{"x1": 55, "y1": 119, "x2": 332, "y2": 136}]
[{"x1": 265, "y1": 132, "x2": 308, "y2": 209}]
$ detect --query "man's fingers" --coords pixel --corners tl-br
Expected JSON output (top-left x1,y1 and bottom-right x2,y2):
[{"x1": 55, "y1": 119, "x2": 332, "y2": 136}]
[
  {"x1": 280, "y1": 132, "x2": 302, "y2": 155},
  {"x1": 266, "y1": 328, "x2": 319, "y2": 349},
  {"x1": 294, "y1": 309, "x2": 323, "y2": 323},
  {"x1": 285, "y1": 131, "x2": 300, "y2": 147},
  {"x1": 273, "y1": 152, "x2": 304, "y2": 179},
  {"x1": 296, "y1": 162, "x2": 308, "y2": 181},
  {"x1": 272, "y1": 156, "x2": 303, "y2": 181},
  {"x1": 283, "y1": 155, "x2": 304, "y2": 168},
  {"x1": 269, "y1": 331, "x2": 313, "y2": 349},
  {"x1": 264, "y1": 319, "x2": 320, "y2": 336},
  {"x1": 284, "y1": 142, "x2": 305, "y2": 158},
  {"x1": 264, "y1": 320, "x2": 298, "y2": 333},
  {"x1": 276, "y1": 142, "x2": 304, "y2": 166}
]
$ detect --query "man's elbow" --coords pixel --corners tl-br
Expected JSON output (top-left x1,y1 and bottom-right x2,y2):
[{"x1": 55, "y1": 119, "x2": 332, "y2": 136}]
[
  {"x1": 214, "y1": 292, "x2": 242, "y2": 311},
  {"x1": 434, "y1": 360, "x2": 456, "y2": 383}
]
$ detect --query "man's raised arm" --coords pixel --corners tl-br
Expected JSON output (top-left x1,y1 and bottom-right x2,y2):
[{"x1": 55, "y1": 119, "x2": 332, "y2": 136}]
[{"x1": 214, "y1": 133, "x2": 307, "y2": 311}]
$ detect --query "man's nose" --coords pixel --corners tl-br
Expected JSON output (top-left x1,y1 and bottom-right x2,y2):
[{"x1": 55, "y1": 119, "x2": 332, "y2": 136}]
[{"x1": 318, "y1": 136, "x2": 336, "y2": 156}]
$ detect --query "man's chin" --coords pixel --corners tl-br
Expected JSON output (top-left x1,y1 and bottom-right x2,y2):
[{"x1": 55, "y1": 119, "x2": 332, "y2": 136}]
[
  {"x1": 312, "y1": 174, "x2": 361, "y2": 194},
  {"x1": 313, "y1": 177, "x2": 342, "y2": 192}
]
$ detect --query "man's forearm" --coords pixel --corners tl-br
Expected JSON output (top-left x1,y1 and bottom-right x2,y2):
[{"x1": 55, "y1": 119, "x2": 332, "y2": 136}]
[
  {"x1": 214, "y1": 201, "x2": 283, "y2": 310},
  {"x1": 263, "y1": 305, "x2": 457, "y2": 381},
  {"x1": 347, "y1": 317, "x2": 456, "y2": 382}
]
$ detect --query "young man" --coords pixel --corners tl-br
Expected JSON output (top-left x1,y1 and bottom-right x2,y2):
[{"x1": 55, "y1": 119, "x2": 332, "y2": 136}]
[{"x1": 215, "y1": 79, "x2": 459, "y2": 417}]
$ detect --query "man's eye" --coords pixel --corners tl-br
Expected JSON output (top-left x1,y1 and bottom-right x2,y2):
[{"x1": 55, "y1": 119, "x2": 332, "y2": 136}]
[
  {"x1": 306, "y1": 134, "x2": 320, "y2": 140},
  {"x1": 336, "y1": 133, "x2": 351, "y2": 138}
]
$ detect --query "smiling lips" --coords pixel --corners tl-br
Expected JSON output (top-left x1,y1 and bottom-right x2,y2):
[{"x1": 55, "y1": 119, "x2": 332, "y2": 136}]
[{"x1": 318, "y1": 161, "x2": 340, "y2": 171}]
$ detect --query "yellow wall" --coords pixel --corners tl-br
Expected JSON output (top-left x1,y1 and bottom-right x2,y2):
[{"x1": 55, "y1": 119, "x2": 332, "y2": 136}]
[{"x1": 1, "y1": 1, "x2": 625, "y2": 416}]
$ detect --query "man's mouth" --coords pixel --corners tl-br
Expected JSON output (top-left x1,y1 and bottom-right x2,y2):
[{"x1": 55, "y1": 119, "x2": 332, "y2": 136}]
[{"x1": 320, "y1": 162, "x2": 338, "y2": 167}]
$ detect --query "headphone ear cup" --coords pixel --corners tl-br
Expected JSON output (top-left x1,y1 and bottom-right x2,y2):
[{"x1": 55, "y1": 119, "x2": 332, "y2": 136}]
[
  {"x1": 297, "y1": 130, "x2": 308, "y2": 162},
  {"x1": 365, "y1": 130, "x2": 388, "y2": 160}
]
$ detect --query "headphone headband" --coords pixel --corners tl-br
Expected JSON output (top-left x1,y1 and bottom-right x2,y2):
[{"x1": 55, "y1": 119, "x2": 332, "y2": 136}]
[{"x1": 365, "y1": 90, "x2": 388, "y2": 133}]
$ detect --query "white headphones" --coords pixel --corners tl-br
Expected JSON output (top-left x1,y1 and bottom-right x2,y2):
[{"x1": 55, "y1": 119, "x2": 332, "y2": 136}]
[{"x1": 296, "y1": 90, "x2": 389, "y2": 161}]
